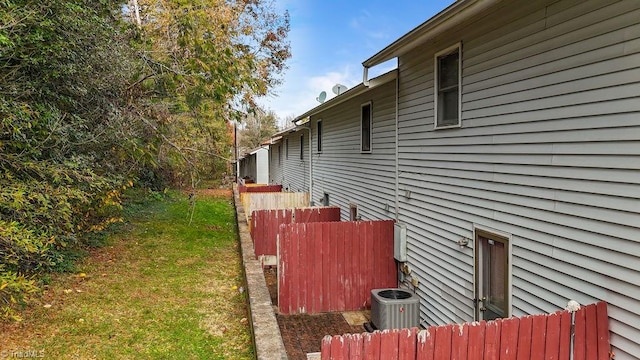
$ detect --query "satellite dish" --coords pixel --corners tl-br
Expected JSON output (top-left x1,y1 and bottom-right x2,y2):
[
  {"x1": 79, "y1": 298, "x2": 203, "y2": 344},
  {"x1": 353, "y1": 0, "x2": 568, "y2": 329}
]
[
  {"x1": 316, "y1": 91, "x2": 327, "y2": 103},
  {"x1": 332, "y1": 84, "x2": 348, "y2": 95}
]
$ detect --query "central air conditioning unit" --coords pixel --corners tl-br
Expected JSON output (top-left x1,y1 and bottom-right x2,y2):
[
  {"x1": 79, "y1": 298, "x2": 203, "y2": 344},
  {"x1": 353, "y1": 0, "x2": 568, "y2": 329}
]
[{"x1": 371, "y1": 288, "x2": 420, "y2": 330}]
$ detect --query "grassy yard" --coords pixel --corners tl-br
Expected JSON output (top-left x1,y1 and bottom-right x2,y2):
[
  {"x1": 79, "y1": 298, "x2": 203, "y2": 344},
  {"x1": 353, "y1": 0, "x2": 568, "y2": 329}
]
[{"x1": 0, "y1": 189, "x2": 253, "y2": 359}]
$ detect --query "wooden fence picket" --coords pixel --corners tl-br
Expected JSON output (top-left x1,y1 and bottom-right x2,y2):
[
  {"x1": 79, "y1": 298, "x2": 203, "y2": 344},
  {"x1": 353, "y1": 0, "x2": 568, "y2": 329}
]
[{"x1": 320, "y1": 302, "x2": 609, "y2": 360}]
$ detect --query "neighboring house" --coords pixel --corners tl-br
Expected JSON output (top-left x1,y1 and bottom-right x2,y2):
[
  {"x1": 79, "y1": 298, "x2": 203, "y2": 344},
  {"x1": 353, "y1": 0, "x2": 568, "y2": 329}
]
[
  {"x1": 267, "y1": 136, "x2": 284, "y2": 185},
  {"x1": 238, "y1": 146, "x2": 269, "y2": 184},
  {"x1": 272, "y1": 0, "x2": 640, "y2": 358},
  {"x1": 356, "y1": 0, "x2": 639, "y2": 358},
  {"x1": 294, "y1": 71, "x2": 398, "y2": 221},
  {"x1": 269, "y1": 124, "x2": 310, "y2": 193}
]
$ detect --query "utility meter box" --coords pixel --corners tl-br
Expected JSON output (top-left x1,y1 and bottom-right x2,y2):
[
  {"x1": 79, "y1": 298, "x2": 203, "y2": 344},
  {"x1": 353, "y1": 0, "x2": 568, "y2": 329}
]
[{"x1": 394, "y1": 223, "x2": 407, "y2": 262}]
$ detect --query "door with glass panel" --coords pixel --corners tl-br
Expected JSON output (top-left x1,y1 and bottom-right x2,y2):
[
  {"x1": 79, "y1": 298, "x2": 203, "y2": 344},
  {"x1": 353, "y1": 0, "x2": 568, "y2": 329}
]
[{"x1": 475, "y1": 230, "x2": 509, "y2": 321}]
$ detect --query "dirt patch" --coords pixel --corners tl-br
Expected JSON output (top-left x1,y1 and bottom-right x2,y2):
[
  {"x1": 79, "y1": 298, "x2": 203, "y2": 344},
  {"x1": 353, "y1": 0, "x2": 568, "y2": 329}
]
[
  {"x1": 197, "y1": 188, "x2": 232, "y2": 198},
  {"x1": 206, "y1": 224, "x2": 223, "y2": 231},
  {"x1": 263, "y1": 266, "x2": 278, "y2": 305}
]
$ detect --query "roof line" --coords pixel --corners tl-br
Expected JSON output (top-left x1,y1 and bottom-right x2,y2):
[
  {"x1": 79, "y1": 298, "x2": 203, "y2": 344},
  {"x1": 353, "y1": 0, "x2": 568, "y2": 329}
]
[
  {"x1": 293, "y1": 69, "x2": 398, "y2": 122},
  {"x1": 363, "y1": 0, "x2": 501, "y2": 68}
]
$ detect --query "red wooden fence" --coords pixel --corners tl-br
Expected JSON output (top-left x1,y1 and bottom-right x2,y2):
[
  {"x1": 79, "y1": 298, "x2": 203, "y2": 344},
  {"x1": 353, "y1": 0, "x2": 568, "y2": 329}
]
[
  {"x1": 278, "y1": 220, "x2": 397, "y2": 315},
  {"x1": 250, "y1": 206, "x2": 341, "y2": 258},
  {"x1": 238, "y1": 184, "x2": 283, "y2": 193},
  {"x1": 320, "y1": 301, "x2": 610, "y2": 360}
]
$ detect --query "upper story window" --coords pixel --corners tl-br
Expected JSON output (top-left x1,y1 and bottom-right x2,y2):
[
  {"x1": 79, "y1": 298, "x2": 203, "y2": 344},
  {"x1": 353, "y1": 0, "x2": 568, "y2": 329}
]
[
  {"x1": 300, "y1": 134, "x2": 304, "y2": 160},
  {"x1": 361, "y1": 102, "x2": 372, "y2": 152},
  {"x1": 434, "y1": 43, "x2": 461, "y2": 128},
  {"x1": 285, "y1": 138, "x2": 289, "y2": 159},
  {"x1": 317, "y1": 120, "x2": 323, "y2": 153},
  {"x1": 278, "y1": 144, "x2": 281, "y2": 165}
]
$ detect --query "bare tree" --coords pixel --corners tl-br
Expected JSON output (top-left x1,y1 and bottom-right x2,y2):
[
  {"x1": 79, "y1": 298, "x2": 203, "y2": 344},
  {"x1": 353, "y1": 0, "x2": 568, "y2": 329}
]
[{"x1": 238, "y1": 109, "x2": 279, "y2": 154}]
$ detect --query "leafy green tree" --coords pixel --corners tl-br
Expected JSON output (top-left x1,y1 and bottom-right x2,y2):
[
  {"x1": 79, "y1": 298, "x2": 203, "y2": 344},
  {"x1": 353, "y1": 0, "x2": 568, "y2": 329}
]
[
  {"x1": 0, "y1": 0, "x2": 140, "y2": 321},
  {"x1": 238, "y1": 109, "x2": 280, "y2": 154},
  {"x1": 0, "y1": 0, "x2": 290, "y2": 321},
  {"x1": 128, "y1": 0, "x2": 290, "y2": 185}
]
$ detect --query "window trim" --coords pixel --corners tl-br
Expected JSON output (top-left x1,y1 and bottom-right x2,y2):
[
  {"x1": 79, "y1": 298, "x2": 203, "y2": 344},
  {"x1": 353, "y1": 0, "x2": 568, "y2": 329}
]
[
  {"x1": 360, "y1": 101, "x2": 372, "y2": 153},
  {"x1": 434, "y1": 42, "x2": 462, "y2": 129},
  {"x1": 317, "y1": 119, "x2": 323, "y2": 153}
]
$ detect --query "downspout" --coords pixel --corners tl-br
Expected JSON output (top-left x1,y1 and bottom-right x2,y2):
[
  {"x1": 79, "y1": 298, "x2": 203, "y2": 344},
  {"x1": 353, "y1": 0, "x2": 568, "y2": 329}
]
[
  {"x1": 394, "y1": 74, "x2": 399, "y2": 221},
  {"x1": 299, "y1": 124, "x2": 313, "y2": 205},
  {"x1": 363, "y1": 66, "x2": 370, "y2": 87}
]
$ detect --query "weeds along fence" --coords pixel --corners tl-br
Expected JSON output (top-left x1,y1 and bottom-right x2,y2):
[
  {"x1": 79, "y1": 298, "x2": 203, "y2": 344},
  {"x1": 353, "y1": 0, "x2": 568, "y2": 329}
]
[
  {"x1": 320, "y1": 301, "x2": 610, "y2": 360},
  {"x1": 241, "y1": 192, "x2": 310, "y2": 225},
  {"x1": 251, "y1": 206, "x2": 341, "y2": 263},
  {"x1": 278, "y1": 220, "x2": 397, "y2": 315}
]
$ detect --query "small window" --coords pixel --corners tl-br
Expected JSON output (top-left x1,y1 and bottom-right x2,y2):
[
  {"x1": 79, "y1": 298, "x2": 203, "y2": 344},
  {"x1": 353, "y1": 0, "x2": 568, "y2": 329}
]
[
  {"x1": 434, "y1": 43, "x2": 461, "y2": 128},
  {"x1": 300, "y1": 134, "x2": 304, "y2": 160},
  {"x1": 349, "y1": 204, "x2": 358, "y2": 221},
  {"x1": 361, "y1": 102, "x2": 372, "y2": 152},
  {"x1": 285, "y1": 138, "x2": 289, "y2": 159},
  {"x1": 278, "y1": 145, "x2": 281, "y2": 165},
  {"x1": 317, "y1": 120, "x2": 323, "y2": 153}
]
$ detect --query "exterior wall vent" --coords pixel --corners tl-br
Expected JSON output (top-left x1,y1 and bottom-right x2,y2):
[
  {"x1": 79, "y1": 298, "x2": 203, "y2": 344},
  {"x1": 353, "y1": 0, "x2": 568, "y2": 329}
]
[{"x1": 371, "y1": 288, "x2": 419, "y2": 330}]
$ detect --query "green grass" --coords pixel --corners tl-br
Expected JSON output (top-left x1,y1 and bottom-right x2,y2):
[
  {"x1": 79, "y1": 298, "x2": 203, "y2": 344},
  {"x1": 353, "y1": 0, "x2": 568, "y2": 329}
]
[{"x1": 0, "y1": 189, "x2": 253, "y2": 359}]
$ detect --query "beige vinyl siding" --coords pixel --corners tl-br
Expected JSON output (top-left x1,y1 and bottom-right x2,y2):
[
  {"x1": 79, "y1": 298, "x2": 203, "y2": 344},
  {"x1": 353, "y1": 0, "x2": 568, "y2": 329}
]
[
  {"x1": 397, "y1": 0, "x2": 640, "y2": 358},
  {"x1": 310, "y1": 80, "x2": 397, "y2": 221}
]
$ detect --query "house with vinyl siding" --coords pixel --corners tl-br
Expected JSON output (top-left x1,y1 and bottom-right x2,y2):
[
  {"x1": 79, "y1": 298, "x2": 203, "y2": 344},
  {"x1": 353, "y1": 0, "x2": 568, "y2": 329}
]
[
  {"x1": 273, "y1": 0, "x2": 640, "y2": 357},
  {"x1": 238, "y1": 145, "x2": 269, "y2": 184},
  {"x1": 293, "y1": 71, "x2": 398, "y2": 221},
  {"x1": 266, "y1": 136, "x2": 283, "y2": 185},
  {"x1": 268, "y1": 125, "x2": 310, "y2": 193},
  {"x1": 353, "y1": 0, "x2": 640, "y2": 358}
]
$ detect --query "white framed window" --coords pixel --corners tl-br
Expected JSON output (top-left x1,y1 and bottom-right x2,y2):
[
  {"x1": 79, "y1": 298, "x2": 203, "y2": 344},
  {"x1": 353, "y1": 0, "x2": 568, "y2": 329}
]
[
  {"x1": 361, "y1": 101, "x2": 372, "y2": 153},
  {"x1": 434, "y1": 43, "x2": 462, "y2": 129},
  {"x1": 317, "y1": 119, "x2": 323, "y2": 153}
]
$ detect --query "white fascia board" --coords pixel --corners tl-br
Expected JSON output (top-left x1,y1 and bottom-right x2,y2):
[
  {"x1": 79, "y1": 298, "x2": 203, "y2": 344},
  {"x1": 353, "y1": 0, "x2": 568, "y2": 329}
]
[
  {"x1": 362, "y1": 0, "x2": 501, "y2": 68},
  {"x1": 293, "y1": 70, "x2": 398, "y2": 123}
]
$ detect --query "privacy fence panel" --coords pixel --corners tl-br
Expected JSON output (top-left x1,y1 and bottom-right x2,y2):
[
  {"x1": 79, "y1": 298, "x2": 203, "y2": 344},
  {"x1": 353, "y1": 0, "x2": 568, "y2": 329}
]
[
  {"x1": 278, "y1": 220, "x2": 397, "y2": 315},
  {"x1": 320, "y1": 302, "x2": 610, "y2": 360},
  {"x1": 241, "y1": 192, "x2": 310, "y2": 224},
  {"x1": 251, "y1": 206, "x2": 341, "y2": 259}
]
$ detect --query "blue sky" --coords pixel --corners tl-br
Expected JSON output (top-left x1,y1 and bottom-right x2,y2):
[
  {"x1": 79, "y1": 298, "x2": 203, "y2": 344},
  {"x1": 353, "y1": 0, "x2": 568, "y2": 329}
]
[{"x1": 260, "y1": 0, "x2": 456, "y2": 126}]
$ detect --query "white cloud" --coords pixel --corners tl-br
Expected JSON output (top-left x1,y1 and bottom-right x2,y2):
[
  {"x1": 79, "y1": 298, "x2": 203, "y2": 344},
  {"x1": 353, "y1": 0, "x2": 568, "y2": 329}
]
[
  {"x1": 350, "y1": 9, "x2": 391, "y2": 41},
  {"x1": 258, "y1": 65, "x2": 362, "y2": 127}
]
